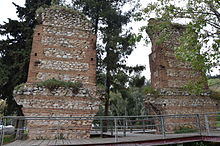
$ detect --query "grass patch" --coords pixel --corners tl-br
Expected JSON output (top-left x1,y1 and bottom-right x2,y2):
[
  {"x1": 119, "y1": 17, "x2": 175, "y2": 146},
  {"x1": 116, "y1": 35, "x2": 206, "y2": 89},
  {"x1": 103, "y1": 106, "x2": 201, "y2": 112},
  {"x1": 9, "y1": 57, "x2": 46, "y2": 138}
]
[
  {"x1": 208, "y1": 78, "x2": 220, "y2": 100},
  {"x1": 14, "y1": 83, "x2": 25, "y2": 91},
  {"x1": 3, "y1": 135, "x2": 15, "y2": 144},
  {"x1": 216, "y1": 122, "x2": 220, "y2": 128},
  {"x1": 216, "y1": 113, "x2": 220, "y2": 128},
  {"x1": 210, "y1": 91, "x2": 220, "y2": 100},
  {"x1": 208, "y1": 78, "x2": 220, "y2": 87},
  {"x1": 174, "y1": 126, "x2": 197, "y2": 134},
  {"x1": 37, "y1": 78, "x2": 82, "y2": 93},
  {"x1": 143, "y1": 86, "x2": 159, "y2": 96}
]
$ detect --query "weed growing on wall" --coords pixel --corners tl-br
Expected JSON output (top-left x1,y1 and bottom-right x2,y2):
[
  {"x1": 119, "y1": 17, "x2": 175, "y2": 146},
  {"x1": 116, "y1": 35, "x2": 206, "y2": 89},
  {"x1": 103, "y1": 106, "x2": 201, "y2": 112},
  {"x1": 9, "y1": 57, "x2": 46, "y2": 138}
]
[
  {"x1": 14, "y1": 84, "x2": 25, "y2": 91},
  {"x1": 37, "y1": 78, "x2": 82, "y2": 93},
  {"x1": 143, "y1": 86, "x2": 159, "y2": 96}
]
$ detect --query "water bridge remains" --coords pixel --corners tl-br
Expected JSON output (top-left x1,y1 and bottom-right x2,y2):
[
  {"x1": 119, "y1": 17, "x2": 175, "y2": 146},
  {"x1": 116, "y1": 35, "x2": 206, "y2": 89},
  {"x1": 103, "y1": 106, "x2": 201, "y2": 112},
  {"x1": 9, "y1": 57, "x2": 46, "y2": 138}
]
[
  {"x1": 14, "y1": 6, "x2": 100, "y2": 139},
  {"x1": 145, "y1": 19, "x2": 219, "y2": 131}
]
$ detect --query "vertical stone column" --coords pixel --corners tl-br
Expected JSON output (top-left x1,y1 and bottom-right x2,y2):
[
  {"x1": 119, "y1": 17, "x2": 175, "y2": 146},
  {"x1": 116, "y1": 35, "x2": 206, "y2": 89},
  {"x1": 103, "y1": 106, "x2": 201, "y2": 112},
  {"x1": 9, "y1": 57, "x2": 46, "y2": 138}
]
[
  {"x1": 145, "y1": 19, "x2": 218, "y2": 132},
  {"x1": 14, "y1": 6, "x2": 100, "y2": 139}
]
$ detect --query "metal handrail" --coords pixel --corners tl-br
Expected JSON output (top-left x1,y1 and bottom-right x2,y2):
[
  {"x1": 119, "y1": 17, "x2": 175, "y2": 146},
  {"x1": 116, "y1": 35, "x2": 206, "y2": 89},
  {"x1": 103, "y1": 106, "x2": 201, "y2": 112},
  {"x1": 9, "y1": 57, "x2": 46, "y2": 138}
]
[{"x1": 1, "y1": 112, "x2": 220, "y2": 145}]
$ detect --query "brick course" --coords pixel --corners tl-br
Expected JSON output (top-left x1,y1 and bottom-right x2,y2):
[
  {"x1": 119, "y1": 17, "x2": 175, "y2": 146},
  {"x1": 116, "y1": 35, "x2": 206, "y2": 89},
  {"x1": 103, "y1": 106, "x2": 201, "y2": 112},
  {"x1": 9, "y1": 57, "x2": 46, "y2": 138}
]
[
  {"x1": 14, "y1": 6, "x2": 100, "y2": 139},
  {"x1": 145, "y1": 19, "x2": 219, "y2": 132}
]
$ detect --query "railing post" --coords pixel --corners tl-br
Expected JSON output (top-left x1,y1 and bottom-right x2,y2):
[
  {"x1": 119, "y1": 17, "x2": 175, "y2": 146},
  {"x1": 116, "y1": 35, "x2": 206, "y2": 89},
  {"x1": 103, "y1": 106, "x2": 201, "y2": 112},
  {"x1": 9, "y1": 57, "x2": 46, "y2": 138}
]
[
  {"x1": 15, "y1": 118, "x2": 19, "y2": 140},
  {"x1": 129, "y1": 120, "x2": 133, "y2": 133},
  {"x1": 143, "y1": 117, "x2": 145, "y2": 133},
  {"x1": 114, "y1": 118, "x2": 118, "y2": 142},
  {"x1": 111, "y1": 119, "x2": 113, "y2": 136},
  {"x1": 100, "y1": 118, "x2": 103, "y2": 138},
  {"x1": 160, "y1": 116, "x2": 166, "y2": 138},
  {"x1": 58, "y1": 119, "x2": 60, "y2": 140},
  {"x1": 204, "y1": 114, "x2": 210, "y2": 136},
  {"x1": 123, "y1": 118, "x2": 126, "y2": 136},
  {"x1": 196, "y1": 114, "x2": 202, "y2": 136},
  {"x1": 0, "y1": 117, "x2": 4, "y2": 146}
]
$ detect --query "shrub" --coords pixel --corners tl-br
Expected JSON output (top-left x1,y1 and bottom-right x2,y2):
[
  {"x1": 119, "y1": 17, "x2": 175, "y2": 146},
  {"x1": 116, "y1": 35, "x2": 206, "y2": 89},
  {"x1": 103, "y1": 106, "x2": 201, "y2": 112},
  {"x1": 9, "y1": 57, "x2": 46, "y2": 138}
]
[
  {"x1": 14, "y1": 83, "x2": 25, "y2": 91},
  {"x1": 216, "y1": 113, "x2": 220, "y2": 128},
  {"x1": 210, "y1": 91, "x2": 220, "y2": 100},
  {"x1": 143, "y1": 86, "x2": 159, "y2": 96},
  {"x1": 3, "y1": 135, "x2": 15, "y2": 144},
  {"x1": 37, "y1": 78, "x2": 82, "y2": 93}
]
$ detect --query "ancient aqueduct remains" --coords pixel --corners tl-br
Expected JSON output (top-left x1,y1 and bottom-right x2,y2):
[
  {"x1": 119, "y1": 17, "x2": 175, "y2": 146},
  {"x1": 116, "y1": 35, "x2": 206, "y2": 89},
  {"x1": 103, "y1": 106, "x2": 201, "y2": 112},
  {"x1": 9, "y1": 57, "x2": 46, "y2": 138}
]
[{"x1": 14, "y1": 6, "x2": 219, "y2": 139}]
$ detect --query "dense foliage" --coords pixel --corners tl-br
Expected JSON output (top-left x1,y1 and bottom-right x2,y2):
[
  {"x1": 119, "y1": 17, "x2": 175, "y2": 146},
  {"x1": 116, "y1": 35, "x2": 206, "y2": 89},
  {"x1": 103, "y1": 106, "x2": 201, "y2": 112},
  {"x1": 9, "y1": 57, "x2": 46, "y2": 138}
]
[
  {"x1": 209, "y1": 77, "x2": 220, "y2": 99},
  {"x1": 136, "y1": 0, "x2": 220, "y2": 93},
  {"x1": 96, "y1": 75, "x2": 149, "y2": 116},
  {"x1": 0, "y1": 0, "x2": 54, "y2": 115},
  {"x1": 72, "y1": 0, "x2": 144, "y2": 116},
  {"x1": 141, "y1": 0, "x2": 220, "y2": 71}
]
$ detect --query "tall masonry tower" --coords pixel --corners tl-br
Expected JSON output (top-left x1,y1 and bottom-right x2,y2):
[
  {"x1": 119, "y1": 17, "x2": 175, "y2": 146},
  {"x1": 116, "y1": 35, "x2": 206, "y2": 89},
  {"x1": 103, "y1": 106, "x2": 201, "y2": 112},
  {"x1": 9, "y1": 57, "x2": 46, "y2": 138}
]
[
  {"x1": 146, "y1": 19, "x2": 218, "y2": 117},
  {"x1": 14, "y1": 6, "x2": 100, "y2": 139}
]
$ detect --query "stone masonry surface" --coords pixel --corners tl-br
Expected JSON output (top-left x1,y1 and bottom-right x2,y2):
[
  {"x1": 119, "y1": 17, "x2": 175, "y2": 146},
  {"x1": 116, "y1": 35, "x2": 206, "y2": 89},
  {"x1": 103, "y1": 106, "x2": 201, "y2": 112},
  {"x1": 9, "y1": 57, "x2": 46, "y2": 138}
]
[
  {"x1": 36, "y1": 72, "x2": 89, "y2": 82},
  {"x1": 43, "y1": 26, "x2": 91, "y2": 38},
  {"x1": 41, "y1": 36, "x2": 91, "y2": 48},
  {"x1": 14, "y1": 6, "x2": 100, "y2": 140},
  {"x1": 44, "y1": 48, "x2": 86, "y2": 59},
  {"x1": 38, "y1": 60, "x2": 89, "y2": 71},
  {"x1": 147, "y1": 19, "x2": 204, "y2": 89},
  {"x1": 145, "y1": 19, "x2": 219, "y2": 132},
  {"x1": 42, "y1": 6, "x2": 92, "y2": 30}
]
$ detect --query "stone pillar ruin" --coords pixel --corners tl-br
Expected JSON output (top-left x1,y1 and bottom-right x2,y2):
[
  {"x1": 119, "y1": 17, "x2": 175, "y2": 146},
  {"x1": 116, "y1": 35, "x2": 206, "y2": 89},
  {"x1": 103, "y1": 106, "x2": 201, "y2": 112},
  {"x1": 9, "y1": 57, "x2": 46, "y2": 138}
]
[
  {"x1": 145, "y1": 19, "x2": 218, "y2": 132},
  {"x1": 14, "y1": 6, "x2": 100, "y2": 139}
]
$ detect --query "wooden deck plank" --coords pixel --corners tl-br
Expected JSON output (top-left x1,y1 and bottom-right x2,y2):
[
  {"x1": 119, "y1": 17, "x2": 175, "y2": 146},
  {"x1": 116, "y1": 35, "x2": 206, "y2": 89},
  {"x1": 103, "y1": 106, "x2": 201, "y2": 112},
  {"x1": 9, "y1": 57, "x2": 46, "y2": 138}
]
[
  {"x1": 79, "y1": 139, "x2": 92, "y2": 144},
  {"x1": 18, "y1": 140, "x2": 32, "y2": 146},
  {"x1": 76, "y1": 139, "x2": 87, "y2": 144},
  {"x1": 87, "y1": 138, "x2": 103, "y2": 144},
  {"x1": 20, "y1": 140, "x2": 34, "y2": 146},
  {"x1": 55, "y1": 139, "x2": 63, "y2": 145},
  {"x1": 47, "y1": 140, "x2": 56, "y2": 145},
  {"x1": 62, "y1": 139, "x2": 70, "y2": 145},
  {"x1": 5, "y1": 140, "x2": 21, "y2": 146},
  {"x1": 39, "y1": 140, "x2": 50, "y2": 146},
  {"x1": 30, "y1": 140, "x2": 44, "y2": 146},
  {"x1": 5, "y1": 140, "x2": 33, "y2": 146},
  {"x1": 68, "y1": 139, "x2": 82, "y2": 145},
  {"x1": 24, "y1": 140, "x2": 40, "y2": 146},
  {"x1": 95, "y1": 138, "x2": 115, "y2": 144},
  {"x1": 5, "y1": 132, "x2": 220, "y2": 146}
]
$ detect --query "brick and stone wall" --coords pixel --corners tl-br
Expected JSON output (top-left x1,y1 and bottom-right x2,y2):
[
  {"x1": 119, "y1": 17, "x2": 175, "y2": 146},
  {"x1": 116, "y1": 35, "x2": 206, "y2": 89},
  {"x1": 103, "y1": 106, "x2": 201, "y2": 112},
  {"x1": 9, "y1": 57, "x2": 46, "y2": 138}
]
[
  {"x1": 14, "y1": 6, "x2": 100, "y2": 139},
  {"x1": 147, "y1": 19, "x2": 198, "y2": 89},
  {"x1": 145, "y1": 19, "x2": 219, "y2": 132}
]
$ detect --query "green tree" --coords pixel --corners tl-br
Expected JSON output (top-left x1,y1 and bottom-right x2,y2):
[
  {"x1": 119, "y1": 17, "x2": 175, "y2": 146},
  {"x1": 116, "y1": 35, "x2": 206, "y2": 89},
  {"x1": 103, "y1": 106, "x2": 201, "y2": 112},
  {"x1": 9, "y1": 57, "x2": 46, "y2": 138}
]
[
  {"x1": 129, "y1": 74, "x2": 146, "y2": 88},
  {"x1": 72, "y1": 0, "x2": 144, "y2": 116},
  {"x1": 0, "y1": 0, "x2": 53, "y2": 115},
  {"x1": 138, "y1": 0, "x2": 220, "y2": 92},
  {"x1": 110, "y1": 75, "x2": 148, "y2": 116}
]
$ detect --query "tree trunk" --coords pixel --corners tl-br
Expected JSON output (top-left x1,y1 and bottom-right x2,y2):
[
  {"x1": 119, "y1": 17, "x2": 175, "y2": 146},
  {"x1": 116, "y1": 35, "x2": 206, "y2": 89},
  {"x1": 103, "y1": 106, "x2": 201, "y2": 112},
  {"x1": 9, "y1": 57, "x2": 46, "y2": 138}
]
[{"x1": 103, "y1": 48, "x2": 111, "y2": 133}]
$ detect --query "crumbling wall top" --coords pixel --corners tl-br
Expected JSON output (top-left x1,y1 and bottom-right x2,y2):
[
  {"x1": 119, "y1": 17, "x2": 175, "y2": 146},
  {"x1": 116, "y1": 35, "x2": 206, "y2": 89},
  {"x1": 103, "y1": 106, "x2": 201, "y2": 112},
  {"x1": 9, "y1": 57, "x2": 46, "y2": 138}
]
[
  {"x1": 146, "y1": 18, "x2": 186, "y2": 44},
  {"x1": 36, "y1": 6, "x2": 93, "y2": 31}
]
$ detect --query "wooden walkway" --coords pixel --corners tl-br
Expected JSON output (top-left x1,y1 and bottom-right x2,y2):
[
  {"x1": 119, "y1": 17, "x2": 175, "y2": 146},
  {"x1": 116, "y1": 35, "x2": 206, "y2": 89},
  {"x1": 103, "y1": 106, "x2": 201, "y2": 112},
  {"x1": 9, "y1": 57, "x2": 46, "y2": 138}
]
[{"x1": 5, "y1": 132, "x2": 216, "y2": 146}]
